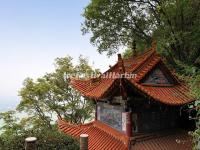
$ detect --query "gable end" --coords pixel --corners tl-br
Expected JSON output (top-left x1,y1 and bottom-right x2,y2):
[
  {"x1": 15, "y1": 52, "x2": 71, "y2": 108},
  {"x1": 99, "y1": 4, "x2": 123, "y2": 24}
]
[{"x1": 141, "y1": 63, "x2": 175, "y2": 86}]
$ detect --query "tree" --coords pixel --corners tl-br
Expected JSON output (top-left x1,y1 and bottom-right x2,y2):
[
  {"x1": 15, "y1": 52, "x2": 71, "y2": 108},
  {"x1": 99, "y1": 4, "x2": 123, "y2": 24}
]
[
  {"x1": 0, "y1": 55, "x2": 99, "y2": 149},
  {"x1": 82, "y1": 0, "x2": 200, "y2": 71},
  {"x1": 0, "y1": 110, "x2": 79, "y2": 150},
  {"x1": 188, "y1": 73, "x2": 200, "y2": 149},
  {"x1": 17, "y1": 55, "x2": 98, "y2": 126}
]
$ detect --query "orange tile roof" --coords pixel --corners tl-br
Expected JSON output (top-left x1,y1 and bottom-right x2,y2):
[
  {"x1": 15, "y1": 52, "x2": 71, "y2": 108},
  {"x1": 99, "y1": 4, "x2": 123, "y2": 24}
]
[
  {"x1": 58, "y1": 118, "x2": 192, "y2": 150},
  {"x1": 70, "y1": 47, "x2": 194, "y2": 105},
  {"x1": 131, "y1": 129, "x2": 192, "y2": 150},
  {"x1": 58, "y1": 119, "x2": 130, "y2": 150},
  {"x1": 71, "y1": 78, "x2": 117, "y2": 99},
  {"x1": 105, "y1": 48, "x2": 157, "y2": 75},
  {"x1": 128, "y1": 80, "x2": 193, "y2": 105}
]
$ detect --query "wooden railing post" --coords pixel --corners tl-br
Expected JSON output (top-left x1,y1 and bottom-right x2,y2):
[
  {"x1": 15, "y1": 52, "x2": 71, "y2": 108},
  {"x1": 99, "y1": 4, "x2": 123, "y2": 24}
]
[
  {"x1": 25, "y1": 137, "x2": 37, "y2": 150},
  {"x1": 80, "y1": 134, "x2": 88, "y2": 150}
]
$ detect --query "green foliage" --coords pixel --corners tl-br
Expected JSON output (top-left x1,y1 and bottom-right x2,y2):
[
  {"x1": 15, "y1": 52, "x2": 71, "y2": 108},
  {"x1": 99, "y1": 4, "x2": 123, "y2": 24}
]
[
  {"x1": 0, "y1": 111, "x2": 24, "y2": 137},
  {"x1": 0, "y1": 125, "x2": 79, "y2": 150},
  {"x1": 190, "y1": 75, "x2": 200, "y2": 100},
  {"x1": 18, "y1": 55, "x2": 96, "y2": 125},
  {"x1": 82, "y1": 0, "x2": 152, "y2": 56},
  {"x1": 171, "y1": 60, "x2": 200, "y2": 148},
  {"x1": 122, "y1": 48, "x2": 133, "y2": 59},
  {"x1": 155, "y1": 0, "x2": 200, "y2": 67},
  {"x1": 0, "y1": 111, "x2": 77, "y2": 150},
  {"x1": 83, "y1": 0, "x2": 200, "y2": 70},
  {"x1": 0, "y1": 55, "x2": 97, "y2": 149}
]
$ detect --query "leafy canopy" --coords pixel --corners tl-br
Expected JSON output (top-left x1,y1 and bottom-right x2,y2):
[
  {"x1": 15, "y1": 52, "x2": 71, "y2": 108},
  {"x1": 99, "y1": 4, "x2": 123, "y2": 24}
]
[
  {"x1": 0, "y1": 55, "x2": 99, "y2": 149},
  {"x1": 82, "y1": 0, "x2": 200, "y2": 70}
]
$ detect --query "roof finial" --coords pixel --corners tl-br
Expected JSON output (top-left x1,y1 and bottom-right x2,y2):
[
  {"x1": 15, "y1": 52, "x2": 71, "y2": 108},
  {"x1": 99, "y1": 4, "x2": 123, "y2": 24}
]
[
  {"x1": 117, "y1": 53, "x2": 125, "y2": 73},
  {"x1": 118, "y1": 53, "x2": 122, "y2": 61}
]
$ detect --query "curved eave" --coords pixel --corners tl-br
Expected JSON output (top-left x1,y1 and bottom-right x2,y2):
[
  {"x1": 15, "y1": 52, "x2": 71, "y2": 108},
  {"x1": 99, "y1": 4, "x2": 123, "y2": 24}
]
[
  {"x1": 128, "y1": 79, "x2": 194, "y2": 106},
  {"x1": 70, "y1": 78, "x2": 119, "y2": 100},
  {"x1": 57, "y1": 119, "x2": 130, "y2": 150}
]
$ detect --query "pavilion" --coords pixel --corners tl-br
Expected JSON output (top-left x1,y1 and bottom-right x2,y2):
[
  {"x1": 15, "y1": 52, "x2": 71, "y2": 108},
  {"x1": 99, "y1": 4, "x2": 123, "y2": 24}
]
[{"x1": 58, "y1": 42, "x2": 194, "y2": 150}]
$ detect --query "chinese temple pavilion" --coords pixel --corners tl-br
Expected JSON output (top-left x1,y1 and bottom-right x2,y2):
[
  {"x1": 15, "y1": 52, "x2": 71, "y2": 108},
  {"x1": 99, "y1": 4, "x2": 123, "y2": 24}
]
[{"x1": 58, "y1": 42, "x2": 194, "y2": 150}]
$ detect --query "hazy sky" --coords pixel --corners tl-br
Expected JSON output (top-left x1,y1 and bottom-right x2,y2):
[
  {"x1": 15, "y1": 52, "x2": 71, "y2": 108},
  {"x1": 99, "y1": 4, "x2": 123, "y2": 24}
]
[{"x1": 0, "y1": 0, "x2": 123, "y2": 109}]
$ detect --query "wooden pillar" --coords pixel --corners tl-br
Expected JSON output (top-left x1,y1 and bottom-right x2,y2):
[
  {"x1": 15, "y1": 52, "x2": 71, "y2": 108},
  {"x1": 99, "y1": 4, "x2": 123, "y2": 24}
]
[
  {"x1": 95, "y1": 104, "x2": 97, "y2": 121},
  {"x1": 25, "y1": 137, "x2": 37, "y2": 150},
  {"x1": 80, "y1": 134, "x2": 88, "y2": 150},
  {"x1": 122, "y1": 111, "x2": 132, "y2": 137},
  {"x1": 126, "y1": 111, "x2": 132, "y2": 137}
]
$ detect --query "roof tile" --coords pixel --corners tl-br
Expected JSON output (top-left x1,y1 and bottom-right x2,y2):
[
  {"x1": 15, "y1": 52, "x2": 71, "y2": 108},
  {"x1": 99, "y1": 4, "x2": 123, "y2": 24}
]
[
  {"x1": 70, "y1": 48, "x2": 194, "y2": 105},
  {"x1": 58, "y1": 119, "x2": 192, "y2": 150},
  {"x1": 132, "y1": 129, "x2": 192, "y2": 150},
  {"x1": 58, "y1": 119, "x2": 130, "y2": 150}
]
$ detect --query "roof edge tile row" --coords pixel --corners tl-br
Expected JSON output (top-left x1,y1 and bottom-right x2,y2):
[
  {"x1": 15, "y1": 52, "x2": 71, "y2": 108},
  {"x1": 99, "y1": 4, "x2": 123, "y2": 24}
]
[{"x1": 58, "y1": 119, "x2": 130, "y2": 150}]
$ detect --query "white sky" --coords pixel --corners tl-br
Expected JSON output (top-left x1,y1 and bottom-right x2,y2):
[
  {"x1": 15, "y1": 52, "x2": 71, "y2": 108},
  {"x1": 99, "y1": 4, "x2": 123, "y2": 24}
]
[{"x1": 0, "y1": 0, "x2": 124, "y2": 109}]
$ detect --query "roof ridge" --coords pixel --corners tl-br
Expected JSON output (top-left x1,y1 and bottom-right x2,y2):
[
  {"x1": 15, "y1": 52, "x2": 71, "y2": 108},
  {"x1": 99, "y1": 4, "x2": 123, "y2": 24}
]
[
  {"x1": 123, "y1": 47, "x2": 156, "y2": 61},
  {"x1": 134, "y1": 56, "x2": 161, "y2": 82},
  {"x1": 57, "y1": 118, "x2": 94, "y2": 128},
  {"x1": 103, "y1": 45, "x2": 156, "y2": 75},
  {"x1": 133, "y1": 50, "x2": 158, "y2": 74}
]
